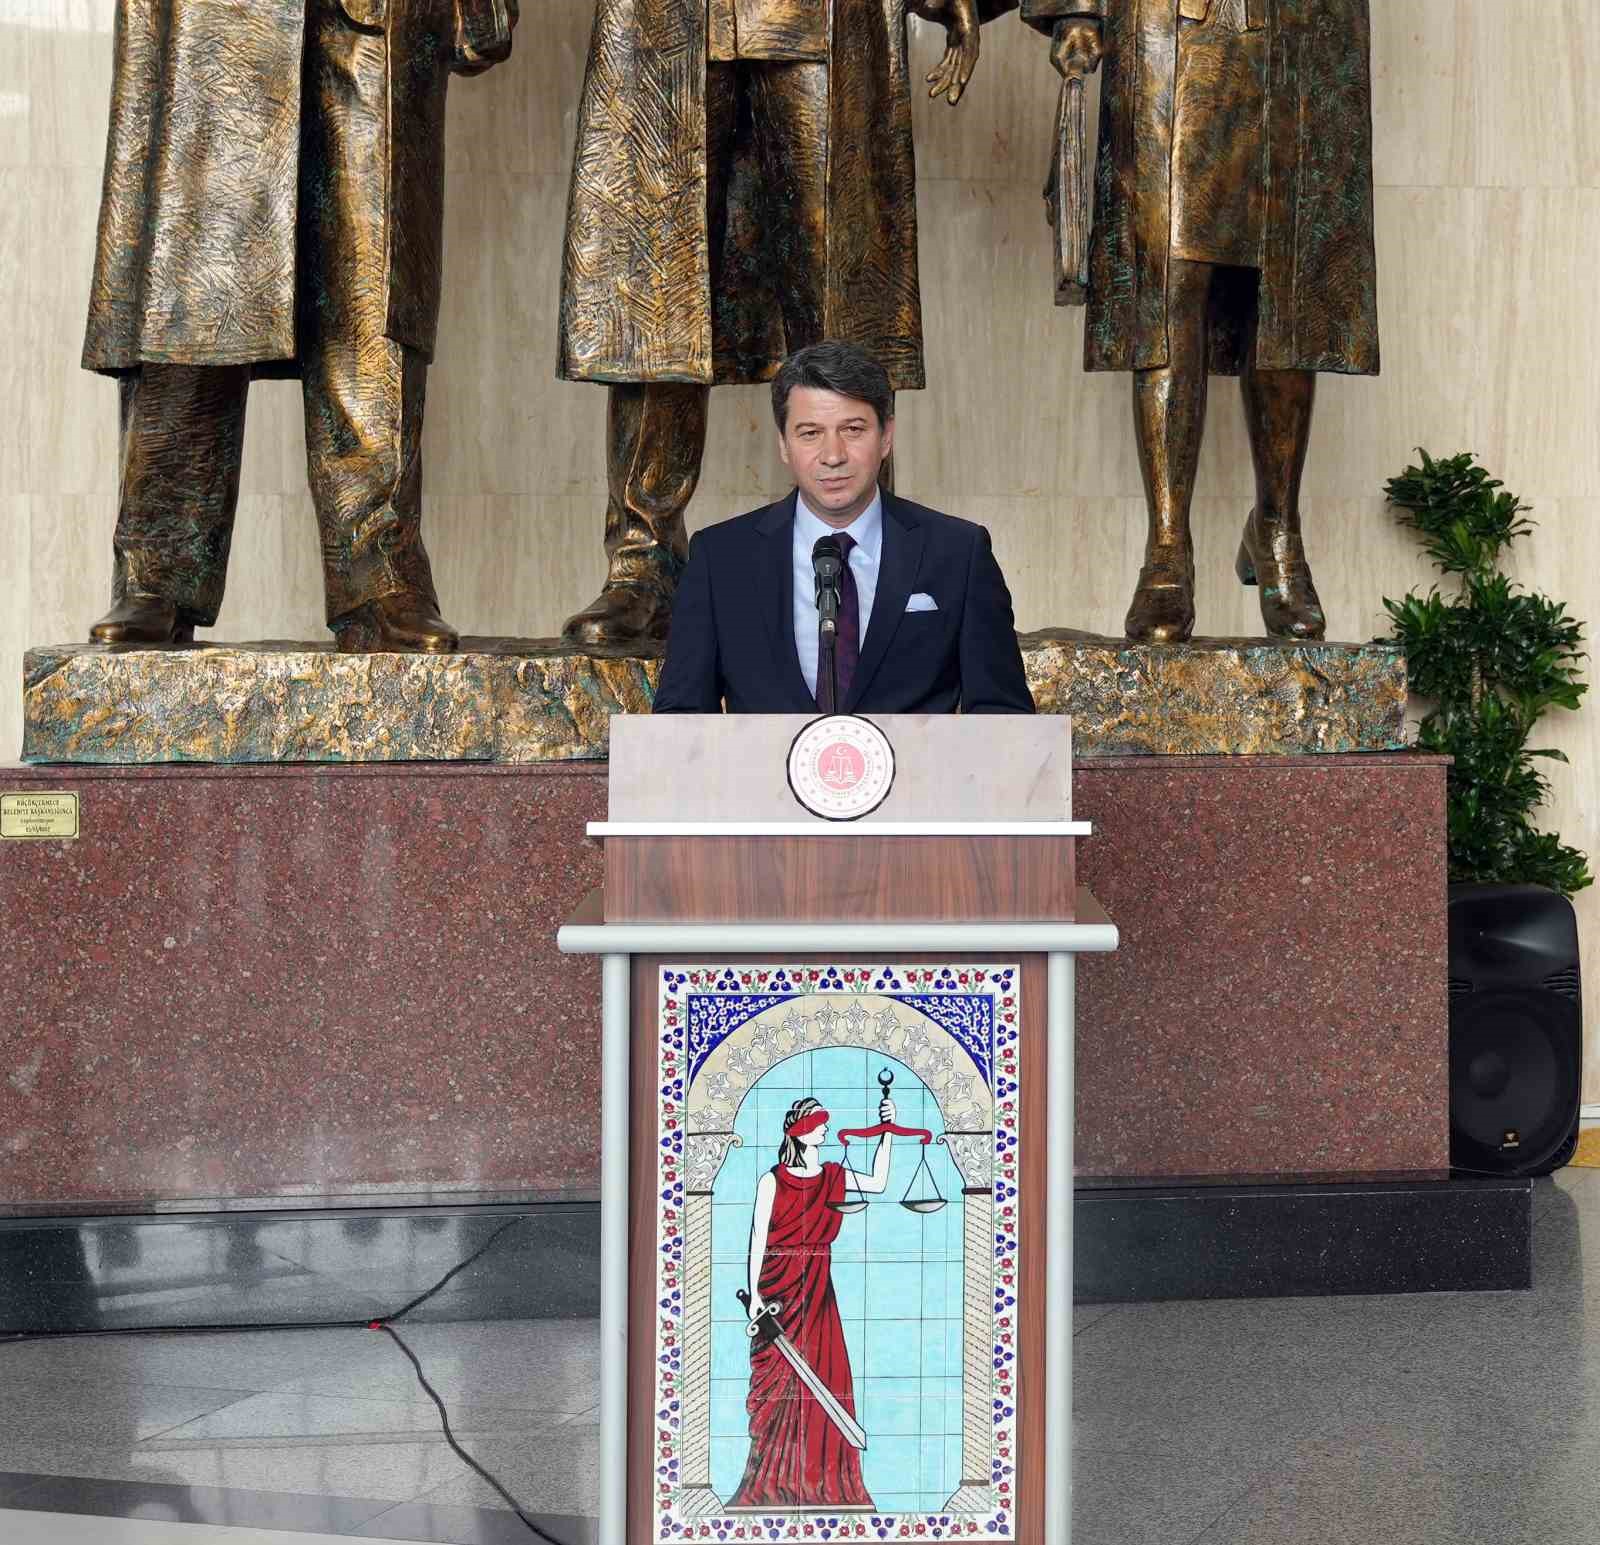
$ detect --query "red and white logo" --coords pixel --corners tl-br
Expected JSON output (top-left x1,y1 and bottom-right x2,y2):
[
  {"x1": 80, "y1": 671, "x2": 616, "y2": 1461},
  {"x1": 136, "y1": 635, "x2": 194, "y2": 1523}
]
[{"x1": 787, "y1": 716, "x2": 895, "y2": 820}]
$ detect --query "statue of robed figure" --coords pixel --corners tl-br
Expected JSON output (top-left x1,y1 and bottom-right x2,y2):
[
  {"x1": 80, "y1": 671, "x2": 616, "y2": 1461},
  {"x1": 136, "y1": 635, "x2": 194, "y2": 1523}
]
[
  {"x1": 1032, "y1": 0, "x2": 1379, "y2": 642},
  {"x1": 82, "y1": 0, "x2": 517, "y2": 652},
  {"x1": 557, "y1": 0, "x2": 1015, "y2": 648}
]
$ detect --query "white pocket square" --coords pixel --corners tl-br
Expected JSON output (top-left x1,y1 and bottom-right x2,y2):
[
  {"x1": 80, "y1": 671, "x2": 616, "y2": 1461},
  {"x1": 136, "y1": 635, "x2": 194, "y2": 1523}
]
[{"x1": 905, "y1": 592, "x2": 939, "y2": 612}]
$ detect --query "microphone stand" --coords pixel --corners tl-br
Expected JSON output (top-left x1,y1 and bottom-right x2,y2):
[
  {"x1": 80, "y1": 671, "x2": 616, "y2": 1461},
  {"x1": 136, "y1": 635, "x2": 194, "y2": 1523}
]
[
  {"x1": 816, "y1": 589, "x2": 839, "y2": 714},
  {"x1": 813, "y1": 537, "x2": 843, "y2": 714}
]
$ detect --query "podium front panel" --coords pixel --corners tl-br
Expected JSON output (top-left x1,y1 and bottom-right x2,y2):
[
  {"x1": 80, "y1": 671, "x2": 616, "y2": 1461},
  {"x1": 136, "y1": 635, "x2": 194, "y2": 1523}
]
[{"x1": 627, "y1": 953, "x2": 1049, "y2": 1542}]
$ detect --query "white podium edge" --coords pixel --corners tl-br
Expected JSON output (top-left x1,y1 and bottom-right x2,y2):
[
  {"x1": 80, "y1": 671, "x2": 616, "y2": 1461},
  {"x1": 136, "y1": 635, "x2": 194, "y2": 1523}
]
[
  {"x1": 560, "y1": 921, "x2": 1118, "y2": 1545},
  {"x1": 587, "y1": 821, "x2": 1093, "y2": 838}
]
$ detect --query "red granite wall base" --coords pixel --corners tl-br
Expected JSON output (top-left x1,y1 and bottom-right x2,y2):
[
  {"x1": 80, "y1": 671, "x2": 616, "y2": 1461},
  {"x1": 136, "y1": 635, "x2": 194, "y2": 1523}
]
[
  {"x1": 0, "y1": 765, "x2": 608, "y2": 1207},
  {"x1": 1074, "y1": 755, "x2": 1450, "y2": 1177},
  {"x1": 0, "y1": 755, "x2": 1448, "y2": 1208}
]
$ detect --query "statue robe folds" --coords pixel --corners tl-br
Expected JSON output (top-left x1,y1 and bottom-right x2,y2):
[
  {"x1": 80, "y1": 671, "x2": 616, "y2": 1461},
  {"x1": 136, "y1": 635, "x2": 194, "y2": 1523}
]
[
  {"x1": 728, "y1": 1162, "x2": 872, "y2": 1509},
  {"x1": 560, "y1": 0, "x2": 1009, "y2": 390},
  {"x1": 82, "y1": 0, "x2": 462, "y2": 376},
  {"x1": 1022, "y1": 0, "x2": 1380, "y2": 376}
]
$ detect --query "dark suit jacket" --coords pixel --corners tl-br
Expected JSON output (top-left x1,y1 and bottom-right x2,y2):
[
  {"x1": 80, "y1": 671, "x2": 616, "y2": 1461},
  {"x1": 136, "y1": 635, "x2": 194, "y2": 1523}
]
[{"x1": 653, "y1": 491, "x2": 1035, "y2": 715}]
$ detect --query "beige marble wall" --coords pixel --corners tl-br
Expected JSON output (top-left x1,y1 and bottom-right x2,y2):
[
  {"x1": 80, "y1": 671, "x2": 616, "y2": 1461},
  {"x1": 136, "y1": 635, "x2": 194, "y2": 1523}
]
[{"x1": 6, "y1": 1, "x2": 1600, "y2": 1094}]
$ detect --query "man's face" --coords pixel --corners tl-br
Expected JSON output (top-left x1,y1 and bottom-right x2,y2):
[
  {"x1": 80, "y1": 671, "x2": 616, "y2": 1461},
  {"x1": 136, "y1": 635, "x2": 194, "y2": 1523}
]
[{"x1": 778, "y1": 387, "x2": 895, "y2": 528}]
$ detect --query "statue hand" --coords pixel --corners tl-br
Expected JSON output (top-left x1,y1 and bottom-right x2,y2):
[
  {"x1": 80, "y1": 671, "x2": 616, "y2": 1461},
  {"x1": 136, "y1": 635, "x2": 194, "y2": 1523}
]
[
  {"x1": 1050, "y1": 17, "x2": 1103, "y2": 80},
  {"x1": 879, "y1": 1097, "x2": 897, "y2": 1124},
  {"x1": 926, "y1": 0, "x2": 979, "y2": 106},
  {"x1": 450, "y1": 0, "x2": 518, "y2": 75}
]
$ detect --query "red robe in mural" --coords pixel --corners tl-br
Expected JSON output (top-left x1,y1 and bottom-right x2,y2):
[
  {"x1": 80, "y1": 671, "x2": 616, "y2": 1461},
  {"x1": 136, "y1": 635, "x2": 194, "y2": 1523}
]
[{"x1": 727, "y1": 1162, "x2": 873, "y2": 1509}]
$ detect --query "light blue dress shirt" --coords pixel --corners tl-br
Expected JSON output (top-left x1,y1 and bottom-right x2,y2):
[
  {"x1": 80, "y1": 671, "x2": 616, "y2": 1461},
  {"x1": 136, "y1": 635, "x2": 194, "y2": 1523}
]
[{"x1": 791, "y1": 492, "x2": 883, "y2": 700}]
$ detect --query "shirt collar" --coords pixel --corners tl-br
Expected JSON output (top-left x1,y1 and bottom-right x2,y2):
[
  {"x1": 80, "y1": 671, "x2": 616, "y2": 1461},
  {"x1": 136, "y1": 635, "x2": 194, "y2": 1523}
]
[{"x1": 794, "y1": 488, "x2": 884, "y2": 559}]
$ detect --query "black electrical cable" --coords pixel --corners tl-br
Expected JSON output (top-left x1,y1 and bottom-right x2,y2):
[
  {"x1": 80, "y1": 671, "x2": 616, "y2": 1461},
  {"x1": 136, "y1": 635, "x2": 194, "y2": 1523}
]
[
  {"x1": 372, "y1": 1320, "x2": 569, "y2": 1545},
  {"x1": 2, "y1": 1215, "x2": 575, "y2": 1545}
]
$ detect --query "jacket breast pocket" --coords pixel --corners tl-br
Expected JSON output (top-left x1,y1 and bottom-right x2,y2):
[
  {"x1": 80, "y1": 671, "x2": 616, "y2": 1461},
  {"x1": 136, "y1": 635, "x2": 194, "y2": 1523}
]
[{"x1": 893, "y1": 607, "x2": 951, "y2": 650}]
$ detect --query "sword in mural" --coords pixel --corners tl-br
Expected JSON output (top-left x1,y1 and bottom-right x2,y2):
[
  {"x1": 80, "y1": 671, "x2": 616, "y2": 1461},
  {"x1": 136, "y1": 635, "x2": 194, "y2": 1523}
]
[{"x1": 737, "y1": 1291, "x2": 869, "y2": 1452}]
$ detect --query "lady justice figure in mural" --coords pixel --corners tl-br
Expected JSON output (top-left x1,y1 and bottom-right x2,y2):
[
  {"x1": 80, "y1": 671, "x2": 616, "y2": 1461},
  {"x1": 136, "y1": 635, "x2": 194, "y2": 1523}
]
[{"x1": 727, "y1": 1093, "x2": 896, "y2": 1509}]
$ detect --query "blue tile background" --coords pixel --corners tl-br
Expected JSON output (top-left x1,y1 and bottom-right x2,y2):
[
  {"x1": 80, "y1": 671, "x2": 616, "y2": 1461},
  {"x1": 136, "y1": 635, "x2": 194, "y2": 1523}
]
[{"x1": 704, "y1": 1047, "x2": 973, "y2": 1513}]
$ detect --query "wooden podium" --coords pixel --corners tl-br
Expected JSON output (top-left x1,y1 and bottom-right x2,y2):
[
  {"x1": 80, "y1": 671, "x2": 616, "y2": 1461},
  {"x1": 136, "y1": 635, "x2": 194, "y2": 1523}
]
[{"x1": 559, "y1": 715, "x2": 1117, "y2": 1545}]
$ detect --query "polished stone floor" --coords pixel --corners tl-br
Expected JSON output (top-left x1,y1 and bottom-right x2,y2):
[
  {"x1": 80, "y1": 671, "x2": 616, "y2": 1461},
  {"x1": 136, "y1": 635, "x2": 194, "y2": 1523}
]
[{"x1": 2, "y1": 1168, "x2": 1598, "y2": 1545}]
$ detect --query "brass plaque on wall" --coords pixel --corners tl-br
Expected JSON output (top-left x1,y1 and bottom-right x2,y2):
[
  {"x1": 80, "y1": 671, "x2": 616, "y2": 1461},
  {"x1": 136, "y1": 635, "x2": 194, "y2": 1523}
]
[{"x1": 1, "y1": 793, "x2": 80, "y2": 840}]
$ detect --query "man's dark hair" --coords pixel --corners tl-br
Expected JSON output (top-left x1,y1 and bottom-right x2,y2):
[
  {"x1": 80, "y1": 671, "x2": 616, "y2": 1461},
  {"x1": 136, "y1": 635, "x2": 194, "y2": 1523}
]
[{"x1": 771, "y1": 341, "x2": 894, "y2": 432}]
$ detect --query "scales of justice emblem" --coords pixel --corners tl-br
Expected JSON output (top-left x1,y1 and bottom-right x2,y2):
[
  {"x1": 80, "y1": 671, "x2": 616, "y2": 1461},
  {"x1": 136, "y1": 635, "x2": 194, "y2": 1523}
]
[
  {"x1": 819, "y1": 743, "x2": 864, "y2": 791},
  {"x1": 726, "y1": 1069, "x2": 948, "y2": 1512}
]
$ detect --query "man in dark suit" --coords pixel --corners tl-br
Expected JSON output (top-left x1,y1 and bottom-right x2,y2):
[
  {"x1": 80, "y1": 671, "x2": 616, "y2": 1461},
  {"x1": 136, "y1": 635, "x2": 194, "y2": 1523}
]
[{"x1": 653, "y1": 341, "x2": 1035, "y2": 715}]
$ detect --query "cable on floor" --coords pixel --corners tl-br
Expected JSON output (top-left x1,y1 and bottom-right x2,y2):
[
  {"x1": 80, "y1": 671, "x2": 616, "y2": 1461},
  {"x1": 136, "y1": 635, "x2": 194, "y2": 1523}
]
[{"x1": 2, "y1": 1215, "x2": 574, "y2": 1545}]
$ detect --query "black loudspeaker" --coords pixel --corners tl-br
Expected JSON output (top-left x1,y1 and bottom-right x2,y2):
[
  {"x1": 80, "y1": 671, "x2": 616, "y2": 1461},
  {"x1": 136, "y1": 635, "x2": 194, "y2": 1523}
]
[{"x1": 1448, "y1": 884, "x2": 1582, "y2": 1177}]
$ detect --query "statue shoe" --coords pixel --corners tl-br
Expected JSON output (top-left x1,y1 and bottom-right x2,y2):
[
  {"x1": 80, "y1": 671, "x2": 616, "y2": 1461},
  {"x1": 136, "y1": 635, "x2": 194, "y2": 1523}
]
[
  {"x1": 561, "y1": 579, "x2": 674, "y2": 652},
  {"x1": 89, "y1": 595, "x2": 195, "y2": 645},
  {"x1": 332, "y1": 595, "x2": 460, "y2": 654},
  {"x1": 1235, "y1": 508, "x2": 1327, "y2": 641},
  {"x1": 1124, "y1": 548, "x2": 1196, "y2": 644}
]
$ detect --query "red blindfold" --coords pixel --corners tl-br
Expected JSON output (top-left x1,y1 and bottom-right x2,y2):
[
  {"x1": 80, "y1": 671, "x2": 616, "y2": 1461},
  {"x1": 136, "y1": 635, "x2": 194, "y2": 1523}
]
[{"x1": 785, "y1": 1109, "x2": 830, "y2": 1138}]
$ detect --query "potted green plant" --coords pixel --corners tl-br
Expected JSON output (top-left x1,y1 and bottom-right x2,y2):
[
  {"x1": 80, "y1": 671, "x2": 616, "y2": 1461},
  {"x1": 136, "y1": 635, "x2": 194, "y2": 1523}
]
[
  {"x1": 1384, "y1": 451, "x2": 1590, "y2": 1175},
  {"x1": 1384, "y1": 450, "x2": 1590, "y2": 893}
]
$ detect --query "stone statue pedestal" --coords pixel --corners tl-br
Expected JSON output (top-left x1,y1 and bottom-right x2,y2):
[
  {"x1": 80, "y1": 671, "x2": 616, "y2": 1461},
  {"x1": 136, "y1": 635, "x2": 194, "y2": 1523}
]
[
  {"x1": 10, "y1": 627, "x2": 1503, "y2": 1304},
  {"x1": 20, "y1": 633, "x2": 1406, "y2": 764}
]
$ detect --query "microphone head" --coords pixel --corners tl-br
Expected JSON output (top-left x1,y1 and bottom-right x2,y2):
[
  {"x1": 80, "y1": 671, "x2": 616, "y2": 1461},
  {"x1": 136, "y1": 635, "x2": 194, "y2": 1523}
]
[{"x1": 812, "y1": 535, "x2": 843, "y2": 579}]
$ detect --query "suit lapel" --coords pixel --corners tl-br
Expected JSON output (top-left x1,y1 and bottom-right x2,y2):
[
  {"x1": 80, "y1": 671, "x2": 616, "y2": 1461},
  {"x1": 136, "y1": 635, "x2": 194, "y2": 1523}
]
[
  {"x1": 758, "y1": 491, "x2": 815, "y2": 710},
  {"x1": 845, "y1": 493, "x2": 922, "y2": 712}
]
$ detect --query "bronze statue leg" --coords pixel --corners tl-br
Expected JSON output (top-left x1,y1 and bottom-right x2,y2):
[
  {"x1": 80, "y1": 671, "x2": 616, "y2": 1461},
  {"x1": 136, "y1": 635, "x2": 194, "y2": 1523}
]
[
  {"x1": 300, "y1": 0, "x2": 455, "y2": 653},
  {"x1": 566, "y1": 378, "x2": 709, "y2": 649},
  {"x1": 1127, "y1": 257, "x2": 1214, "y2": 643},
  {"x1": 749, "y1": 63, "x2": 829, "y2": 348},
  {"x1": 562, "y1": 64, "x2": 741, "y2": 649},
  {"x1": 90, "y1": 363, "x2": 250, "y2": 644},
  {"x1": 1236, "y1": 358, "x2": 1325, "y2": 639}
]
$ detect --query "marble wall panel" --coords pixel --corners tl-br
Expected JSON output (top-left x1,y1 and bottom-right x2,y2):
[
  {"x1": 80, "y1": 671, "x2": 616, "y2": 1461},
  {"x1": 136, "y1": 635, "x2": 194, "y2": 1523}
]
[
  {"x1": 0, "y1": 497, "x2": 29, "y2": 760},
  {"x1": 1468, "y1": 0, "x2": 1600, "y2": 191},
  {"x1": 26, "y1": 493, "x2": 115, "y2": 655},
  {"x1": 206, "y1": 495, "x2": 329, "y2": 641},
  {"x1": 1476, "y1": 190, "x2": 1600, "y2": 499},
  {"x1": 1371, "y1": 0, "x2": 1474, "y2": 189},
  {"x1": 0, "y1": 169, "x2": 27, "y2": 492},
  {"x1": 7, "y1": 0, "x2": 1600, "y2": 1100},
  {"x1": 0, "y1": 14, "x2": 29, "y2": 169},
  {"x1": 24, "y1": 166, "x2": 113, "y2": 497},
  {"x1": 26, "y1": 0, "x2": 116, "y2": 173}
]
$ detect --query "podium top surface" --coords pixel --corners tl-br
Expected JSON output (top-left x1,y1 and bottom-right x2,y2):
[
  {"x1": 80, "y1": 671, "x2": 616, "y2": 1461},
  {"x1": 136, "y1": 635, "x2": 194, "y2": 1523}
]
[{"x1": 607, "y1": 714, "x2": 1071, "y2": 823}]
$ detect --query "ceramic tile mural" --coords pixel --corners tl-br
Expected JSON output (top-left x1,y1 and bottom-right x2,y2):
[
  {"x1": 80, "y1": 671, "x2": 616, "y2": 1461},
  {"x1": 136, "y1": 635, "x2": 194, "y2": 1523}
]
[{"x1": 654, "y1": 964, "x2": 1023, "y2": 1541}]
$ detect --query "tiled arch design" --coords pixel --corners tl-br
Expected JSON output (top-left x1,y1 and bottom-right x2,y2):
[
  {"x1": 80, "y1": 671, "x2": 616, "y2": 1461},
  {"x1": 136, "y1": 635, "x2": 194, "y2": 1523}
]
[{"x1": 676, "y1": 993, "x2": 1000, "y2": 1520}]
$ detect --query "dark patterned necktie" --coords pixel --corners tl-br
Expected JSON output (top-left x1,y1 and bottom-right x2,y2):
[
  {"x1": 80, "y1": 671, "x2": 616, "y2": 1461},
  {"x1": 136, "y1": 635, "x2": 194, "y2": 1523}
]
[{"x1": 832, "y1": 531, "x2": 860, "y2": 707}]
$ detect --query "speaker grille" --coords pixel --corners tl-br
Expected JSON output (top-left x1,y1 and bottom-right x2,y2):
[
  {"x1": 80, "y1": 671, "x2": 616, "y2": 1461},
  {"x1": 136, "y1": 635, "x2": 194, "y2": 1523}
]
[
  {"x1": 1448, "y1": 976, "x2": 1473, "y2": 998},
  {"x1": 1449, "y1": 989, "x2": 1581, "y2": 1176}
]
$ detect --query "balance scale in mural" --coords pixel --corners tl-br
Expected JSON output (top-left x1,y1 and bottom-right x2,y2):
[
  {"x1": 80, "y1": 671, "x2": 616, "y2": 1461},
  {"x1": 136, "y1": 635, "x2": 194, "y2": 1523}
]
[{"x1": 655, "y1": 964, "x2": 1028, "y2": 1539}]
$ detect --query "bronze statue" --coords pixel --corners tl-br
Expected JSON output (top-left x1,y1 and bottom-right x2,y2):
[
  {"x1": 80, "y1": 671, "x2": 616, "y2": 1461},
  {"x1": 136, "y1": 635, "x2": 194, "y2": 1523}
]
[
  {"x1": 1031, "y1": 0, "x2": 1379, "y2": 643},
  {"x1": 81, "y1": 0, "x2": 517, "y2": 652},
  {"x1": 557, "y1": 0, "x2": 1012, "y2": 648}
]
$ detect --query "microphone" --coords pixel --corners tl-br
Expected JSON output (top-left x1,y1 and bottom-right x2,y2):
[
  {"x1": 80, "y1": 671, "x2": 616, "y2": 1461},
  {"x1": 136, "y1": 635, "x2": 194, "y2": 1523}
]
[
  {"x1": 812, "y1": 535, "x2": 845, "y2": 713},
  {"x1": 812, "y1": 536, "x2": 844, "y2": 638}
]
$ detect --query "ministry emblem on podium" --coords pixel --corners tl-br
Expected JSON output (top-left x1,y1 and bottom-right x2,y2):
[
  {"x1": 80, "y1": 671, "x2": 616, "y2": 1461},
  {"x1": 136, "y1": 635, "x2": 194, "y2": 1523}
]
[{"x1": 787, "y1": 717, "x2": 896, "y2": 821}]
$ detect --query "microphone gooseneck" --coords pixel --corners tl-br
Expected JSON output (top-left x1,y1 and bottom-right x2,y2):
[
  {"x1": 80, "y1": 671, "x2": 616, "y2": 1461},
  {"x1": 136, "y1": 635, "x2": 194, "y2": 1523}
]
[{"x1": 812, "y1": 534, "x2": 845, "y2": 711}]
